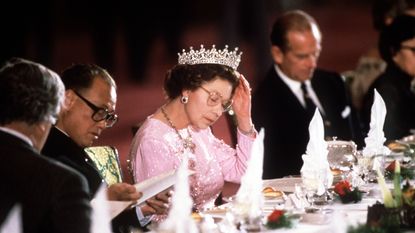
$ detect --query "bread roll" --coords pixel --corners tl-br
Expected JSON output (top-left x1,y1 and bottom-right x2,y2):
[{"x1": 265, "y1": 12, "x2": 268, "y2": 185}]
[
  {"x1": 262, "y1": 186, "x2": 283, "y2": 198},
  {"x1": 191, "y1": 212, "x2": 202, "y2": 221}
]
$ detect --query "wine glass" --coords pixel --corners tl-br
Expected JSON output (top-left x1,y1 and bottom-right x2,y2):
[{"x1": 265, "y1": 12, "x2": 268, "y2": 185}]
[
  {"x1": 294, "y1": 183, "x2": 308, "y2": 210},
  {"x1": 356, "y1": 152, "x2": 374, "y2": 183},
  {"x1": 302, "y1": 168, "x2": 332, "y2": 208},
  {"x1": 302, "y1": 173, "x2": 321, "y2": 209}
]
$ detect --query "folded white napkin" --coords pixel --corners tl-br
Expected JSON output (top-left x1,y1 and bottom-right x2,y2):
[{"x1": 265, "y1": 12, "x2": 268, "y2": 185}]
[
  {"x1": 233, "y1": 128, "x2": 265, "y2": 220},
  {"x1": 301, "y1": 109, "x2": 333, "y2": 195},
  {"x1": 0, "y1": 205, "x2": 22, "y2": 233},
  {"x1": 91, "y1": 185, "x2": 112, "y2": 233},
  {"x1": 362, "y1": 89, "x2": 390, "y2": 157},
  {"x1": 158, "y1": 152, "x2": 198, "y2": 233},
  {"x1": 362, "y1": 89, "x2": 390, "y2": 171}
]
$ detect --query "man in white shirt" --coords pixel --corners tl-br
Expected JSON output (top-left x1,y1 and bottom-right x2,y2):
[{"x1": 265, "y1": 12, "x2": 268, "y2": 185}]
[{"x1": 252, "y1": 10, "x2": 362, "y2": 179}]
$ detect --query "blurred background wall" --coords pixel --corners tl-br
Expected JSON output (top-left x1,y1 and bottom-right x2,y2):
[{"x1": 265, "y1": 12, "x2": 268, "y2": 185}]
[{"x1": 1, "y1": 0, "x2": 377, "y2": 181}]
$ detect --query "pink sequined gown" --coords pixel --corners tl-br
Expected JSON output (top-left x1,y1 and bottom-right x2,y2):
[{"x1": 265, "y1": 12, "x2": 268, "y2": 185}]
[{"x1": 129, "y1": 117, "x2": 254, "y2": 211}]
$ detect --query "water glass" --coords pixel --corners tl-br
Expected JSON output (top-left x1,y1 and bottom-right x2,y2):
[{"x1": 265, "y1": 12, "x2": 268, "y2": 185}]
[
  {"x1": 356, "y1": 153, "x2": 385, "y2": 183},
  {"x1": 302, "y1": 173, "x2": 324, "y2": 207},
  {"x1": 357, "y1": 156, "x2": 372, "y2": 182}
]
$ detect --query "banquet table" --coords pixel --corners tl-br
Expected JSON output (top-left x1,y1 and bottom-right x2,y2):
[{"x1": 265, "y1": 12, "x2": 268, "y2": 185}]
[
  {"x1": 259, "y1": 198, "x2": 376, "y2": 233},
  {"x1": 203, "y1": 177, "x2": 384, "y2": 233}
]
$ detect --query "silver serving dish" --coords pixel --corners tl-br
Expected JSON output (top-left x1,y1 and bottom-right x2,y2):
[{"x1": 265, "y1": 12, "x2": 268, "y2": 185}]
[
  {"x1": 326, "y1": 139, "x2": 357, "y2": 170},
  {"x1": 400, "y1": 134, "x2": 415, "y2": 144}
]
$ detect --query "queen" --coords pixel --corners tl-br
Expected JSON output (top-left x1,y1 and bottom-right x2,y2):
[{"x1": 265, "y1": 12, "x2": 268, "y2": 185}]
[{"x1": 128, "y1": 45, "x2": 256, "y2": 218}]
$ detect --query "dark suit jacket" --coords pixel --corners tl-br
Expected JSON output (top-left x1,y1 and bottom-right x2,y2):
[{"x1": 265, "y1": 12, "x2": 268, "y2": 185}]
[
  {"x1": 252, "y1": 67, "x2": 362, "y2": 179},
  {"x1": 42, "y1": 127, "x2": 144, "y2": 233},
  {"x1": 362, "y1": 63, "x2": 415, "y2": 140},
  {"x1": 0, "y1": 130, "x2": 91, "y2": 233}
]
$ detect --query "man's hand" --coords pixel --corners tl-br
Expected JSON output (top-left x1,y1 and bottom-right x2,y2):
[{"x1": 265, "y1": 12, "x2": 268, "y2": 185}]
[
  {"x1": 107, "y1": 183, "x2": 142, "y2": 201},
  {"x1": 141, "y1": 189, "x2": 173, "y2": 216}
]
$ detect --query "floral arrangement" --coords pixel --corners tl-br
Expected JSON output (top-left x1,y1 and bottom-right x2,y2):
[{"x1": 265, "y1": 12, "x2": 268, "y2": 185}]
[
  {"x1": 347, "y1": 224, "x2": 389, "y2": 233},
  {"x1": 378, "y1": 161, "x2": 403, "y2": 209},
  {"x1": 265, "y1": 210, "x2": 293, "y2": 229},
  {"x1": 402, "y1": 180, "x2": 415, "y2": 207},
  {"x1": 334, "y1": 180, "x2": 362, "y2": 204},
  {"x1": 385, "y1": 160, "x2": 414, "y2": 180},
  {"x1": 349, "y1": 161, "x2": 415, "y2": 233},
  {"x1": 403, "y1": 143, "x2": 415, "y2": 157}
]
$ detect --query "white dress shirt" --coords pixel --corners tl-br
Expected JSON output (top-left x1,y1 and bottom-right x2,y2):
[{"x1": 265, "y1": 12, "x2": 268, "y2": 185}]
[{"x1": 274, "y1": 64, "x2": 326, "y2": 115}]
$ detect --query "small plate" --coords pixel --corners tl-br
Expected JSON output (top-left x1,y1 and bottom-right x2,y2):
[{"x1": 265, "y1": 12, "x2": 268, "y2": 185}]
[
  {"x1": 202, "y1": 206, "x2": 228, "y2": 215},
  {"x1": 262, "y1": 178, "x2": 302, "y2": 193},
  {"x1": 301, "y1": 208, "x2": 334, "y2": 225}
]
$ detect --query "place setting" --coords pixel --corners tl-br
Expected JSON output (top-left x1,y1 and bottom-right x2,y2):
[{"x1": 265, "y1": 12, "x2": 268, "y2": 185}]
[{"x1": 147, "y1": 90, "x2": 415, "y2": 232}]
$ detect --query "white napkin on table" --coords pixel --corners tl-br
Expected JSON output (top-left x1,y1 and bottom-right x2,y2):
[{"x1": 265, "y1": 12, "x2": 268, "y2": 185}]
[
  {"x1": 0, "y1": 205, "x2": 22, "y2": 233},
  {"x1": 362, "y1": 89, "x2": 390, "y2": 171},
  {"x1": 300, "y1": 109, "x2": 333, "y2": 195},
  {"x1": 157, "y1": 152, "x2": 198, "y2": 233},
  {"x1": 90, "y1": 184, "x2": 112, "y2": 233},
  {"x1": 362, "y1": 89, "x2": 390, "y2": 157},
  {"x1": 233, "y1": 128, "x2": 265, "y2": 220}
]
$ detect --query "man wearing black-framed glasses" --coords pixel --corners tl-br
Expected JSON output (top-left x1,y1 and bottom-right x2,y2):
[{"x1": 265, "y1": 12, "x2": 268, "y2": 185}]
[
  {"x1": 42, "y1": 64, "x2": 169, "y2": 233},
  {"x1": 43, "y1": 64, "x2": 119, "y2": 154},
  {"x1": 73, "y1": 90, "x2": 118, "y2": 128},
  {"x1": 362, "y1": 15, "x2": 415, "y2": 140}
]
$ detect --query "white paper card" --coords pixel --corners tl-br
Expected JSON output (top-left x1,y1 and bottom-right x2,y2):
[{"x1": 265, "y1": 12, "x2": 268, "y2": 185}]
[
  {"x1": 134, "y1": 169, "x2": 177, "y2": 206},
  {"x1": 107, "y1": 201, "x2": 133, "y2": 220}
]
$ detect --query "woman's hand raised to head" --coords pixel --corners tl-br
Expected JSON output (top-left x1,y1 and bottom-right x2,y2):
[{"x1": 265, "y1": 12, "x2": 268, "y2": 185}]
[{"x1": 231, "y1": 73, "x2": 254, "y2": 134}]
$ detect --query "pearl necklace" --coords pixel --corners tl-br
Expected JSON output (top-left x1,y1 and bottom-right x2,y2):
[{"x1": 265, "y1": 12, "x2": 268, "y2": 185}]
[{"x1": 161, "y1": 106, "x2": 196, "y2": 153}]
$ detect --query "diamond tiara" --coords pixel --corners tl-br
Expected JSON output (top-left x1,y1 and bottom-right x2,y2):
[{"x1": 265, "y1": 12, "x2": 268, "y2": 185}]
[{"x1": 178, "y1": 45, "x2": 242, "y2": 70}]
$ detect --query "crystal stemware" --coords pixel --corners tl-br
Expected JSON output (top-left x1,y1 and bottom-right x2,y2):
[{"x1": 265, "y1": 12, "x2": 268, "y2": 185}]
[
  {"x1": 302, "y1": 175, "x2": 321, "y2": 209},
  {"x1": 302, "y1": 169, "x2": 332, "y2": 208},
  {"x1": 355, "y1": 151, "x2": 375, "y2": 183}
]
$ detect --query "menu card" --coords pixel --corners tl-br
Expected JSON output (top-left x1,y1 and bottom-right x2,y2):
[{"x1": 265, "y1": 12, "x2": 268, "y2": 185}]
[
  {"x1": 133, "y1": 169, "x2": 178, "y2": 206},
  {"x1": 98, "y1": 169, "x2": 179, "y2": 219}
]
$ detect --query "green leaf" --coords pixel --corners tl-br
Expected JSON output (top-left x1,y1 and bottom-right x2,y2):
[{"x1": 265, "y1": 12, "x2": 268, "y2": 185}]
[{"x1": 377, "y1": 168, "x2": 395, "y2": 208}]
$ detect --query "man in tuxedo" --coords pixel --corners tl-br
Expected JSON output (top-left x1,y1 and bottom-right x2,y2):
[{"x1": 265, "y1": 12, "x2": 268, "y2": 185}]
[
  {"x1": 42, "y1": 64, "x2": 170, "y2": 232},
  {"x1": 0, "y1": 58, "x2": 91, "y2": 233},
  {"x1": 252, "y1": 10, "x2": 362, "y2": 179}
]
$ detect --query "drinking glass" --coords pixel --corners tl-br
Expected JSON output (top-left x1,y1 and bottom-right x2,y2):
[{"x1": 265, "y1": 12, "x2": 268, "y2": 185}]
[
  {"x1": 294, "y1": 183, "x2": 308, "y2": 209},
  {"x1": 302, "y1": 173, "x2": 323, "y2": 208},
  {"x1": 356, "y1": 152, "x2": 374, "y2": 183},
  {"x1": 229, "y1": 198, "x2": 263, "y2": 232},
  {"x1": 356, "y1": 153, "x2": 385, "y2": 183}
]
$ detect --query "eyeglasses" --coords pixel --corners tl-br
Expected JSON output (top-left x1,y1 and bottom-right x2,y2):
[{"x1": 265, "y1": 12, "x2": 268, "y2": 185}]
[
  {"x1": 199, "y1": 86, "x2": 233, "y2": 112},
  {"x1": 73, "y1": 91, "x2": 118, "y2": 128},
  {"x1": 401, "y1": 45, "x2": 415, "y2": 53}
]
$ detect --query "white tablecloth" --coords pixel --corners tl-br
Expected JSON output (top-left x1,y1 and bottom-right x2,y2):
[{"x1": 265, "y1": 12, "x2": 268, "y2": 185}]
[{"x1": 204, "y1": 179, "x2": 383, "y2": 232}]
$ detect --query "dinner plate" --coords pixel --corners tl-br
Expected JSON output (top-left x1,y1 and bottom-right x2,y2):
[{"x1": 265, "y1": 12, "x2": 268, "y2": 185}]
[
  {"x1": 264, "y1": 197, "x2": 285, "y2": 206},
  {"x1": 301, "y1": 208, "x2": 334, "y2": 225},
  {"x1": 262, "y1": 177, "x2": 303, "y2": 193},
  {"x1": 201, "y1": 205, "x2": 229, "y2": 216}
]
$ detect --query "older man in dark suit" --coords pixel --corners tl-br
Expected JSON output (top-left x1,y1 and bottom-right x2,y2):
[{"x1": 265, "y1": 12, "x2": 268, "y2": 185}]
[
  {"x1": 42, "y1": 64, "x2": 170, "y2": 233},
  {"x1": 252, "y1": 10, "x2": 362, "y2": 179},
  {"x1": 0, "y1": 58, "x2": 91, "y2": 233}
]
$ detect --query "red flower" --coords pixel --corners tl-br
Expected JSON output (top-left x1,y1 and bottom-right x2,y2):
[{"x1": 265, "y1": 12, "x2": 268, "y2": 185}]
[
  {"x1": 386, "y1": 160, "x2": 396, "y2": 172},
  {"x1": 334, "y1": 180, "x2": 352, "y2": 196},
  {"x1": 267, "y1": 210, "x2": 285, "y2": 223}
]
